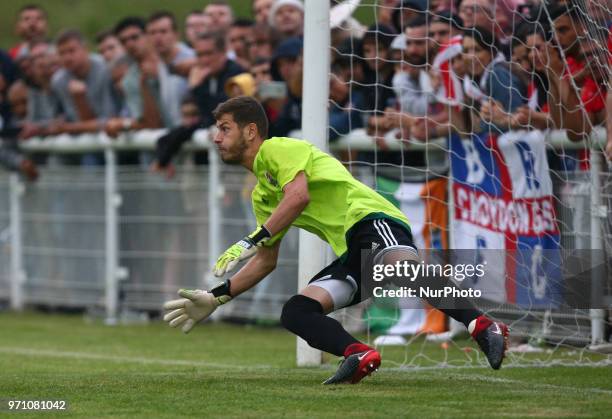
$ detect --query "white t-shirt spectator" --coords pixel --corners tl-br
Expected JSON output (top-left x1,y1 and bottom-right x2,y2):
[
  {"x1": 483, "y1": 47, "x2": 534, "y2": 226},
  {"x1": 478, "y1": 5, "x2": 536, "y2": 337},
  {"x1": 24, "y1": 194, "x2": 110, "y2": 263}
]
[{"x1": 392, "y1": 70, "x2": 434, "y2": 117}]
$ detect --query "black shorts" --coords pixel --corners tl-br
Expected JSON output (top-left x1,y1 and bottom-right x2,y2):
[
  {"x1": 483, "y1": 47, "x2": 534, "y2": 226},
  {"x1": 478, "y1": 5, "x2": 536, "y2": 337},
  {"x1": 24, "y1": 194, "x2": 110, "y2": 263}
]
[{"x1": 308, "y1": 217, "x2": 417, "y2": 309}]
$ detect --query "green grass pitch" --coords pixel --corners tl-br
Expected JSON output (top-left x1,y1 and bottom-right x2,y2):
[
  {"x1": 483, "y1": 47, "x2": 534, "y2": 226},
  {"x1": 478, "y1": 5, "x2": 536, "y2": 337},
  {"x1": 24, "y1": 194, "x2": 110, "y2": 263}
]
[{"x1": 0, "y1": 312, "x2": 611, "y2": 418}]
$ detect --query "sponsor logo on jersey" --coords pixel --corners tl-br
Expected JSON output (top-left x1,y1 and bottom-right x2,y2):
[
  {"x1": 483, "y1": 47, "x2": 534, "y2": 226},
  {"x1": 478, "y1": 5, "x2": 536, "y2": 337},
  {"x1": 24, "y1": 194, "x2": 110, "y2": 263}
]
[{"x1": 264, "y1": 171, "x2": 278, "y2": 187}]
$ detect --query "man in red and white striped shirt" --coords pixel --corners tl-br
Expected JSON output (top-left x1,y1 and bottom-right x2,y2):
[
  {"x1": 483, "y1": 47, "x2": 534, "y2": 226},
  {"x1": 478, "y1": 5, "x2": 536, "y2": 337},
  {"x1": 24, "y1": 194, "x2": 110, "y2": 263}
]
[{"x1": 429, "y1": 11, "x2": 464, "y2": 106}]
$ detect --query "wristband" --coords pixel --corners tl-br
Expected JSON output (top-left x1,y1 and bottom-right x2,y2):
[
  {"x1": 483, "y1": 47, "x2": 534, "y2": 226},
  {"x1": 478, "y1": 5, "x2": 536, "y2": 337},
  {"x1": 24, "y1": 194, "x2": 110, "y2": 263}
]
[
  {"x1": 247, "y1": 225, "x2": 271, "y2": 245},
  {"x1": 210, "y1": 279, "x2": 232, "y2": 305}
]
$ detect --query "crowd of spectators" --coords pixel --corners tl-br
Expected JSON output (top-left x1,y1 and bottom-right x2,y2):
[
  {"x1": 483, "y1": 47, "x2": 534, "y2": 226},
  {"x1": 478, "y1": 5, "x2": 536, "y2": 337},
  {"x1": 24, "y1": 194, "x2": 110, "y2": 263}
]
[{"x1": 0, "y1": 0, "x2": 610, "y2": 180}]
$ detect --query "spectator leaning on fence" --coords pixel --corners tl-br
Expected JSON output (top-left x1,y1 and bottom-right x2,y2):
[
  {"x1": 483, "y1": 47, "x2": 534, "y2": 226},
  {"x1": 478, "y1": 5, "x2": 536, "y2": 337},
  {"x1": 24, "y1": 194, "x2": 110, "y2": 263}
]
[
  {"x1": 544, "y1": 3, "x2": 588, "y2": 141},
  {"x1": 503, "y1": 22, "x2": 554, "y2": 131},
  {"x1": 6, "y1": 81, "x2": 29, "y2": 137},
  {"x1": 461, "y1": 26, "x2": 528, "y2": 135},
  {"x1": 151, "y1": 95, "x2": 204, "y2": 177},
  {"x1": 7, "y1": 81, "x2": 28, "y2": 132},
  {"x1": 20, "y1": 41, "x2": 62, "y2": 139},
  {"x1": 571, "y1": 22, "x2": 609, "y2": 127},
  {"x1": 544, "y1": 3, "x2": 609, "y2": 140},
  {"x1": 0, "y1": 48, "x2": 38, "y2": 180},
  {"x1": 95, "y1": 29, "x2": 130, "y2": 117},
  {"x1": 146, "y1": 11, "x2": 196, "y2": 77},
  {"x1": 522, "y1": 22, "x2": 551, "y2": 117},
  {"x1": 106, "y1": 16, "x2": 188, "y2": 138},
  {"x1": 384, "y1": 15, "x2": 439, "y2": 140},
  {"x1": 51, "y1": 30, "x2": 117, "y2": 139}
]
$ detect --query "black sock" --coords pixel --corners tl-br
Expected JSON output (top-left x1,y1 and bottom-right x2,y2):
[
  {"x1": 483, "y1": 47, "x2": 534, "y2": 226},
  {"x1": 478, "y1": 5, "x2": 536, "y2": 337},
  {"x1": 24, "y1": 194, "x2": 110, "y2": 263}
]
[
  {"x1": 281, "y1": 295, "x2": 359, "y2": 356},
  {"x1": 438, "y1": 308, "x2": 482, "y2": 328},
  {"x1": 408, "y1": 277, "x2": 481, "y2": 328},
  {"x1": 384, "y1": 265, "x2": 483, "y2": 329}
]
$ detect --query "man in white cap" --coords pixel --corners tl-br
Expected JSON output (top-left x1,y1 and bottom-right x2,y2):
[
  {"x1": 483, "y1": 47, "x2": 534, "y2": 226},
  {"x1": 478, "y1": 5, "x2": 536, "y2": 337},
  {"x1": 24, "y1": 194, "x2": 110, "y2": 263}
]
[{"x1": 268, "y1": 0, "x2": 304, "y2": 40}]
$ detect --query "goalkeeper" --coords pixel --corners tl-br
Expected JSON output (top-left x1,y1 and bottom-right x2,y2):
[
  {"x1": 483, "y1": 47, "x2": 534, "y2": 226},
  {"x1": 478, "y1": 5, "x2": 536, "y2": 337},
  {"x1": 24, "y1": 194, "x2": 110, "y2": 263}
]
[{"x1": 163, "y1": 96, "x2": 509, "y2": 384}]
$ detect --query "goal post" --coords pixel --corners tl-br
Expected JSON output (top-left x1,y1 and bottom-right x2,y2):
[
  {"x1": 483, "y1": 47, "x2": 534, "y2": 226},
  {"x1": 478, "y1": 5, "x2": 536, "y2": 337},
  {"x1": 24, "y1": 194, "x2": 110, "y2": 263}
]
[{"x1": 296, "y1": 0, "x2": 331, "y2": 366}]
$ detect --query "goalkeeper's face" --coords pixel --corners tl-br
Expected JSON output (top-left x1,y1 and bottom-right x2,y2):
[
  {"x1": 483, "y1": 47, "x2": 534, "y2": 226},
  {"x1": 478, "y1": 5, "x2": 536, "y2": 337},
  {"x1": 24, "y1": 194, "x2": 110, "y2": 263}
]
[{"x1": 214, "y1": 114, "x2": 250, "y2": 165}]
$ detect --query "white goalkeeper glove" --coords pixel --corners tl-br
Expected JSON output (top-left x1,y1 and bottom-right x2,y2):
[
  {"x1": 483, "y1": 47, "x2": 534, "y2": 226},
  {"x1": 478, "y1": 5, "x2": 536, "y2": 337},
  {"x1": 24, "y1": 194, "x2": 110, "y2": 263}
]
[
  {"x1": 213, "y1": 225, "x2": 271, "y2": 277},
  {"x1": 163, "y1": 280, "x2": 232, "y2": 333}
]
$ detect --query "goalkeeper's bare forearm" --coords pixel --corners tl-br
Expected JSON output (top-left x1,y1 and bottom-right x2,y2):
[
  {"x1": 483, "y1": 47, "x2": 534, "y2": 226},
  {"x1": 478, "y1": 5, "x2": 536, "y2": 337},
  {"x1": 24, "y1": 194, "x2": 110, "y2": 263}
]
[
  {"x1": 214, "y1": 171, "x2": 310, "y2": 277},
  {"x1": 229, "y1": 242, "x2": 280, "y2": 296},
  {"x1": 262, "y1": 171, "x2": 310, "y2": 236},
  {"x1": 162, "y1": 242, "x2": 281, "y2": 333},
  {"x1": 163, "y1": 171, "x2": 306, "y2": 332},
  {"x1": 228, "y1": 171, "x2": 309, "y2": 295}
]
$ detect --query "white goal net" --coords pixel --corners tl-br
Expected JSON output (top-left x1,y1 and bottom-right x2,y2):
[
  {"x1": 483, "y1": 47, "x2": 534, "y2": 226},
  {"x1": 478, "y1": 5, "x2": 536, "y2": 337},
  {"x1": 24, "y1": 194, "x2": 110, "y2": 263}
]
[{"x1": 315, "y1": 0, "x2": 612, "y2": 368}]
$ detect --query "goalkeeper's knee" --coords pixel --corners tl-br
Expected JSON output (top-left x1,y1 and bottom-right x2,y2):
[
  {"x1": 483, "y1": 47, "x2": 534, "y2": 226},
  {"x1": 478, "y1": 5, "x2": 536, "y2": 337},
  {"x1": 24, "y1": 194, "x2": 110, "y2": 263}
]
[{"x1": 280, "y1": 294, "x2": 323, "y2": 333}]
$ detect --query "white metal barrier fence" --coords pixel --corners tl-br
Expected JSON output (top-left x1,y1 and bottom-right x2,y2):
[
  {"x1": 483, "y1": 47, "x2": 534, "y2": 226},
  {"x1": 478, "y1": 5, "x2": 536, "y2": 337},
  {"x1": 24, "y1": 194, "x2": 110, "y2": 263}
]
[
  {"x1": 0, "y1": 128, "x2": 609, "y2": 345},
  {"x1": 1, "y1": 129, "x2": 303, "y2": 324}
]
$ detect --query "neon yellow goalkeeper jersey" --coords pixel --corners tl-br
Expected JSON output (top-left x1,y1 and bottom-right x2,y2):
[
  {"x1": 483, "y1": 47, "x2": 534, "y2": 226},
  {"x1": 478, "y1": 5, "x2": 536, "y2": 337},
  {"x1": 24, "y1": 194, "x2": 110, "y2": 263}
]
[{"x1": 251, "y1": 137, "x2": 411, "y2": 257}]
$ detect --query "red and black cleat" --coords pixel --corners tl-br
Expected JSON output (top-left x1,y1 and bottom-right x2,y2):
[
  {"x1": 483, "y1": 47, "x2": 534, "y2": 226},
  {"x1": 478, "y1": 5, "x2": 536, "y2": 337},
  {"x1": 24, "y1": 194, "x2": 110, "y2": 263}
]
[
  {"x1": 323, "y1": 344, "x2": 381, "y2": 384},
  {"x1": 471, "y1": 315, "x2": 509, "y2": 370}
]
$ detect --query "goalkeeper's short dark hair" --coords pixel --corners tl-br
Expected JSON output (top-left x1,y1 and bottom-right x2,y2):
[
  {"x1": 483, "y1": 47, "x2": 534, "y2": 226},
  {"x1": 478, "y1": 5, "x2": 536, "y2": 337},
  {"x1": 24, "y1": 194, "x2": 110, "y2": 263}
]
[{"x1": 213, "y1": 96, "x2": 269, "y2": 139}]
